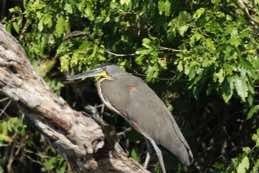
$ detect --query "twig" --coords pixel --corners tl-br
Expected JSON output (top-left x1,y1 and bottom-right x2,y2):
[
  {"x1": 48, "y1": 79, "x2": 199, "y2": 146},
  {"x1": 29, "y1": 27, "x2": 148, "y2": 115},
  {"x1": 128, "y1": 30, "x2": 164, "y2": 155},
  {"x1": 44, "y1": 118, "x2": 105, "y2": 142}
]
[
  {"x1": 64, "y1": 31, "x2": 89, "y2": 41},
  {"x1": 7, "y1": 145, "x2": 15, "y2": 173},
  {"x1": 25, "y1": 155, "x2": 43, "y2": 165},
  {"x1": 0, "y1": 99, "x2": 11, "y2": 117},
  {"x1": 0, "y1": 97, "x2": 9, "y2": 102},
  {"x1": 159, "y1": 46, "x2": 183, "y2": 52},
  {"x1": 104, "y1": 46, "x2": 183, "y2": 58},
  {"x1": 133, "y1": 71, "x2": 177, "y2": 81},
  {"x1": 7, "y1": 133, "x2": 18, "y2": 173},
  {"x1": 105, "y1": 49, "x2": 136, "y2": 57},
  {"x1": 117, "y1": 127, "x2": 132, "y2": 137}
]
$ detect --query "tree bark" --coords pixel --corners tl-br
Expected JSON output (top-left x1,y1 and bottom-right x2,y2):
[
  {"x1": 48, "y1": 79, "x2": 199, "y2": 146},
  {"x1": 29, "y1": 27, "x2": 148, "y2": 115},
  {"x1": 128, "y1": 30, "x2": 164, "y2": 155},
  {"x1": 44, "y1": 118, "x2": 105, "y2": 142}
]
[{"x1": 0, "y1": 23, "x2": 149, "y2": 173}]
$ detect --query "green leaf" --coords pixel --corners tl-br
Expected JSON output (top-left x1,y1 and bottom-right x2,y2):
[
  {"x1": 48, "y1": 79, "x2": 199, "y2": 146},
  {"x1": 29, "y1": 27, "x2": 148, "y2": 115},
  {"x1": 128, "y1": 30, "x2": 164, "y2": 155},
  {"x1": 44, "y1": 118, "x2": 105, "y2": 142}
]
[
  {"x1": 193, "y1": 8, "x2": 205, "y2": 20},
  {"x1": 84, "y1": 7, "x2": 94, "y2": 21},
  {"x1": 130, "y1": 149, "x2": 141, "y2": 163},
  {"x1": 178, "y1": 25, "x2": 189, "y2": 36},
  {"x1": 222, "y1": 77, "x2": 234, "y2": 103},
  {"x1": 120, "y1": 0, "x2": 130, "y2": 5},
  {"x1": 42, "y1": 14, "x2": 53, "y2": 28},
  {"x1": 234, "y1": 76, "x2": 248, "y2": 102},
  {"x1": 60, "y1": 54, "x2": 71, "y2": 72},
  {"x1": 252, "y1": 159, "x2": 259, "y2": 173},
  {"x1": 64, "y1": 3, "x2": 73, "y2": 14},
  {"x1": 43, "y1": 157, "x2": 56, "y2": 170},
  {"x1": 252, "y1": 130, "x2": 259, "y2": 147},
  {"x1": 0, "y1": 166, "x2": 3, "y2": 173},
  {"x1": 146, "y1": 65, "x2": 159, "y2": 81},
  {"x1": 158, "y1": 0, "x2": 171, "y2": 16},
  {"x1": 211, "y1": 0, "x2": 221, "y2": 5},
  {"x1": 237, "y1": 156, "x2": 250, "y2": 173},
  {"x1": 242, "y1": 147, "x2": 251, "y2": 154},
  {"x1": 190, "y1": 32, "x2": 203, "y2": 45},
  {"x1": 214, "y1": 69, "x2": 225, "y2": 84},
  {"x1": 38, "y1": 19, "x2": 44, "y2": 31},
  {"x1": 168, "y1": 11, "x2": 191, "y2": 37},
  {"x1": 142, "y1": 38, "x2": 152, "y2": 48},
  {"x1": 247, "y1": 105, "x2": 259, "y2": 119},
  {"x1": 34, "y1": 59, "x2": 57, "y2": 77},
  {"x1": 12, "y1": 22, "x2": 20, "y2": 33},
  {"x1": 55, "y1": 16, "x2": 70, "y2": 37}
]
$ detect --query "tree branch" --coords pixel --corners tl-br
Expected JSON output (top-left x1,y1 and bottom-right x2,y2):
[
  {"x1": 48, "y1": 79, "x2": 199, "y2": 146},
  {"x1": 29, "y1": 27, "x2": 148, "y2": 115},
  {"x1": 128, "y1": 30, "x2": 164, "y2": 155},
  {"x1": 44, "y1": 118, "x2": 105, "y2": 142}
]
[
  {"x1": 0, "y1": 23, "x2": 149, "y2": 173},
  {"x1": 237, "y1": 0, "x2": 259, "y2": 25}
]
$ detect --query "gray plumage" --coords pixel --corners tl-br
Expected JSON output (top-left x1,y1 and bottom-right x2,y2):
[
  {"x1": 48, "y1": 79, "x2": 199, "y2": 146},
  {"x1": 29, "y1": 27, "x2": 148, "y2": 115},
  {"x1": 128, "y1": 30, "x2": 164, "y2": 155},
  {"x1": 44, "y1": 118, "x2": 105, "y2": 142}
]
[{"x1": 97, "y1": 65, "x2": 193, "y2": 165}]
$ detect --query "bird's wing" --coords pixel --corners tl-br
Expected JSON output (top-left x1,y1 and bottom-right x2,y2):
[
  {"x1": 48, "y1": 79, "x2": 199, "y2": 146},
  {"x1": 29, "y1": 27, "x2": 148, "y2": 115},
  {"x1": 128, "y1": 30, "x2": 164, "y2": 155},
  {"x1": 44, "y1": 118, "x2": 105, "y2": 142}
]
[
  {"x1": 98, "y1": 77, "x2": 130, "y2": 116},
  {"x1": 99, "y1": 74, "x2": 193, "y2": 165}
]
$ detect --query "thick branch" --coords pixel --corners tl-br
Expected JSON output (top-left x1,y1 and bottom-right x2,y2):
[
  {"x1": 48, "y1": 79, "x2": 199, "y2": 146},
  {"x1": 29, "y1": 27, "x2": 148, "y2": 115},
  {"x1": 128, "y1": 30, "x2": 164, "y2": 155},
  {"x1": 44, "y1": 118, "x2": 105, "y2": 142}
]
[{"x1": 0, "y1": 24, "x2": 149, "y2": 173}]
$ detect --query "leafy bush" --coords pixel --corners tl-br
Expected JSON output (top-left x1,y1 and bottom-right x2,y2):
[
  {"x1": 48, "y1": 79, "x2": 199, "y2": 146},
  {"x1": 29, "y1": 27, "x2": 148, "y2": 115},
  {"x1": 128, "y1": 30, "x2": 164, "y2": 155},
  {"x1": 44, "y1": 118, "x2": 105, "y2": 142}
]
[{"x1": 1, "y1": 0, "x2": 259, "y2": 172}]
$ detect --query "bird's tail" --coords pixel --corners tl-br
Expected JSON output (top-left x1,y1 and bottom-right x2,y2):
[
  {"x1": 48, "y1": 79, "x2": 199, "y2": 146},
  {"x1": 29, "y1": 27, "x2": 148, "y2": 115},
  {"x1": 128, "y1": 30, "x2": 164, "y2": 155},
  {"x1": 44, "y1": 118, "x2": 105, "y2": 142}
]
[{"x1": 162, "y1": 114, "x2": 193, "y2": 166}]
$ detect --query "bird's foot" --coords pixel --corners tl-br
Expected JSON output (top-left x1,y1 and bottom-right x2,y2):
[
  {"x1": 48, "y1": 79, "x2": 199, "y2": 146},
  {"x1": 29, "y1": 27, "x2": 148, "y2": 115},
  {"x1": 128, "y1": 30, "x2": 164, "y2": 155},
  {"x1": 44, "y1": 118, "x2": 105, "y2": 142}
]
[
  {"x1": 117, "y1": 127, "x2": 132, "y2": 137},
  {"x1": 84, "y1": 105, "x2": 107, "y2": 126}
]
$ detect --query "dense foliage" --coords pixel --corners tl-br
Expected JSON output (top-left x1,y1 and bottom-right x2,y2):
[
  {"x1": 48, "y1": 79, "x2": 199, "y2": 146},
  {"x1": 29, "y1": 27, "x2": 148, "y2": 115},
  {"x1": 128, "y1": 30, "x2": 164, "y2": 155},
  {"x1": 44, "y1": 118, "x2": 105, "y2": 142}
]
[{"x1": 0, "y1": 0, "x2": 259, "y2": 173}]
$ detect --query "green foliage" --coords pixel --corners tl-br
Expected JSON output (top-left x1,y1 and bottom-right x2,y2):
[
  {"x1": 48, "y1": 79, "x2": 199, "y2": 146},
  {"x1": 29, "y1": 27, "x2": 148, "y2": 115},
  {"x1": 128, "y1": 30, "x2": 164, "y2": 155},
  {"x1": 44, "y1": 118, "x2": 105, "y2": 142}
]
[
  {"x1": 213, "y1": 130, "x2": 259, "y2": 173},
  {"x1": 1, "y1": 0, "x2": 259, "y2": 173},
  {"x1": 42, "y1": 156, "x2": 67, "y2": 173},
  {"x1": 0, "y1": 117, "x2": 26, "y2": 144},
  {"x1": 4, "y1": 0, "x2": 259, "y2": 103},
  {"x1": 0, "y1": 116, "x2": 68, "y2": 173},
  {"x1": 130, "y1": 148, "x2": 141, "y2": 163},
  {"x1": 175, "y1": 7, "x2": 259, "y2": 102}
]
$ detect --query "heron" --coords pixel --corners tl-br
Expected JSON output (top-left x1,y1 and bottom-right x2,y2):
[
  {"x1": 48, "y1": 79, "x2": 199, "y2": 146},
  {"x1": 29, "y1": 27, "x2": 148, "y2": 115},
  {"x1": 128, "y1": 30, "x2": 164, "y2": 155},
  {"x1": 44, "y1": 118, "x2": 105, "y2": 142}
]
[{"x1": 67, "y1": 64, "x2": 193, "y2": 173}]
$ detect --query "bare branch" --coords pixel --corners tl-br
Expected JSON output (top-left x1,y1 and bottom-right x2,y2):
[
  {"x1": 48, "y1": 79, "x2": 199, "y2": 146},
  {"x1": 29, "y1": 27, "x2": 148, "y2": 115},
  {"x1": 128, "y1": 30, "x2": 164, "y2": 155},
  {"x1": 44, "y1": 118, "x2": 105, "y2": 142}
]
[
  {"x1": 0, "y1": 99, "x2": 11, "y2": 117},
  {"x1": 64, "y1": 31, "x2": 89, "y2": 41},
  {"x1": 105, "y1": 49, "x2": 136, "y2": 57},
  {"x1": 159, "y1": 46, "x2": 183, "y2": 52}
]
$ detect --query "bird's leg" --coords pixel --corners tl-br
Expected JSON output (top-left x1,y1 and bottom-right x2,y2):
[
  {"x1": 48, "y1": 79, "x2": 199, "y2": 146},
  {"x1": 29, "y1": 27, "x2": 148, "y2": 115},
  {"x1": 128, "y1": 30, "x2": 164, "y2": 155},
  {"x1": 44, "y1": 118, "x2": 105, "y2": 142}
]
[
  {"x1": 145, "y1": 136, "x2": 166, "y2": 173},
  {"x1": 95, "y1": 103, "x2": 105, "y2": 115},
  {"x1": 131, "y1": 126, "x2": 167, "y2": 173},
  {"x1": 117, "y1": 127, "x2": 132, "y2": 153},
  {"x1": 84, "y1": 105, "x2": 107, "y2": 126},
  {"x1": 117, "y1": 127, "x2": 132, "y2": 137},
  {"x1": 134, "y1": 128, "x2": 167, "y2": 173},
  {"x1": 100, "y1": 103, "x2": 105, "y2": 115},
  {"x1": 143, "y1": 138, "x2": 151, "y2": 169}
]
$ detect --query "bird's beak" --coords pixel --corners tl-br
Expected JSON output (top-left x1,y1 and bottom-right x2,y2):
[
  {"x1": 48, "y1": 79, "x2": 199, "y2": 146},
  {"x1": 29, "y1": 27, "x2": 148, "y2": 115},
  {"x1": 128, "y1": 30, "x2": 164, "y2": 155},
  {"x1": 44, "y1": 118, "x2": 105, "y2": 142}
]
[{"x1": 67, "y1": 68, "x2": 106, "y2": 81}]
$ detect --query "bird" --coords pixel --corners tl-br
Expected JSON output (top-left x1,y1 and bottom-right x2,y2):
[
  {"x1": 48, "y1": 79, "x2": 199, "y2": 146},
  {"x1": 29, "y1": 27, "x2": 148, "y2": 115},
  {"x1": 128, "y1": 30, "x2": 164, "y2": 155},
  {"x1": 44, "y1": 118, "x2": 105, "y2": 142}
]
[{"x1": 67, "y1": 64, "x2": 193, "y2": 173}]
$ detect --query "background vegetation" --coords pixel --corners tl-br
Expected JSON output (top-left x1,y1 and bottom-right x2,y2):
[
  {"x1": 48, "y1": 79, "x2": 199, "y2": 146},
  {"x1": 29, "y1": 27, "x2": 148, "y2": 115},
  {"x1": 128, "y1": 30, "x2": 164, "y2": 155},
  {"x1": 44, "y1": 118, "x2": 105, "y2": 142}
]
[{"x1": 0, "y1": 0, "x2": 258, "y2": 172}]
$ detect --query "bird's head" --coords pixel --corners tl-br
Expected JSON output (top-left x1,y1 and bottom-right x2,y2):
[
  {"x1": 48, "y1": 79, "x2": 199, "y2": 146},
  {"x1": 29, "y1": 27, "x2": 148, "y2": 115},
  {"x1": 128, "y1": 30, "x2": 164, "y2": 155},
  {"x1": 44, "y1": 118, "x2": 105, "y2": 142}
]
[{"x1": 67, "y1": 64, "x2": 123, "y2": 81}]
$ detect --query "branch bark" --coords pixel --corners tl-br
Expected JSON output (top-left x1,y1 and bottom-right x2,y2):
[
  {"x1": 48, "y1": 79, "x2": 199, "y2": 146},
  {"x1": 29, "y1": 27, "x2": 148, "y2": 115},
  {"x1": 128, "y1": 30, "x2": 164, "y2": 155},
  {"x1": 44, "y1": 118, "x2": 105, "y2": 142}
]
[{"x1": 0, "y1": 24, "x2": 149, "y2": 173}]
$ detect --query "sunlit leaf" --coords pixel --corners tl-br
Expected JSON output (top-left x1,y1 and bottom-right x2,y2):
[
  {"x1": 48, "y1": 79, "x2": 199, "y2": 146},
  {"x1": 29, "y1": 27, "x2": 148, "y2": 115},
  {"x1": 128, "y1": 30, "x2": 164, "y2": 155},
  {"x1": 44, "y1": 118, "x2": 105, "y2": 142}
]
[
  {"x1": 237, "y1": 156, "x2": 250, "y2": 173},
  {"x1": 234, "y1": 76, "x2": 248, "y2": 102}
]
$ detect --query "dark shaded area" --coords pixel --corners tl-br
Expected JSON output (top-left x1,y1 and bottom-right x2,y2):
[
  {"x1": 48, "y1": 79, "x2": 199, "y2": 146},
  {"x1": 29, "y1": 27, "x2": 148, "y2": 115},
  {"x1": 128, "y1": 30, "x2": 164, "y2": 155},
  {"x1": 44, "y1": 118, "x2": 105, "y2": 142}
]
[{"x1": 0, "y1": 0, "x2": 22, "y2": 20}]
